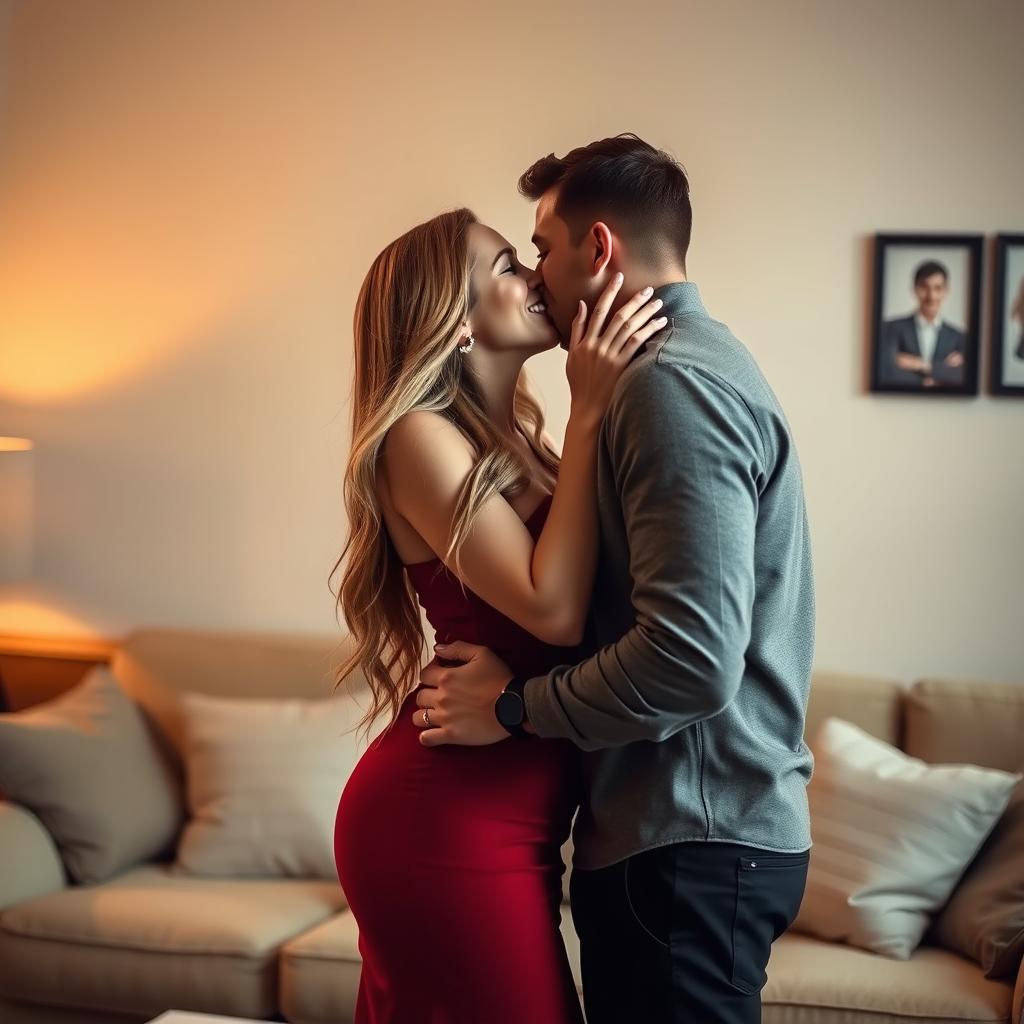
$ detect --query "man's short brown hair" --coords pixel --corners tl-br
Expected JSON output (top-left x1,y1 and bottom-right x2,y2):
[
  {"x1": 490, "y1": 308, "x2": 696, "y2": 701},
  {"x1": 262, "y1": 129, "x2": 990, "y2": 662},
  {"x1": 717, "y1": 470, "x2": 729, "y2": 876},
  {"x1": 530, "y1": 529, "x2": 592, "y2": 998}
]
[{"x1": 518, "y1": 133, "x2": 692, "y2": 271}]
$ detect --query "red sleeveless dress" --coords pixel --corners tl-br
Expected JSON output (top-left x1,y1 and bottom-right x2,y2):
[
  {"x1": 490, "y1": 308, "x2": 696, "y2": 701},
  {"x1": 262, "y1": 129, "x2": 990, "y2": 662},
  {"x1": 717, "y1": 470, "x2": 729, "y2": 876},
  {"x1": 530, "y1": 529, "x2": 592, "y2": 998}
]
[{"x1": 333, "y1": 494, "x2": 585, "y2": 1024}]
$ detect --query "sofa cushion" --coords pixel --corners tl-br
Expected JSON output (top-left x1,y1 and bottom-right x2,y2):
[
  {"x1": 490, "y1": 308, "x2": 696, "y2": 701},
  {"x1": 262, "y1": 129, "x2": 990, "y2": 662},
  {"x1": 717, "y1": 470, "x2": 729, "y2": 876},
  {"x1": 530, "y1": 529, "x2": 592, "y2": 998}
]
[
  {"x1": 806, "y1": 670, "x2": 904, "y2": 747},
  {"x1": 762, "y1": 933, "x2": 1013, "y2": 1024},
  {"x1": 175, "y1": 689, "x2": 376, "y2": 879},
  {"x1": 904, "y1": 678, "x2": 1024, "y2": 771},
  {"x1": 0, "y1": 864, "x2": 345, "y2": 1019},
  {"x1": 277, "y1": 911, "x2": 362, "y2": 1024},
  {"x1": 794, "y1": 716, "x2": 1021, "y2": 959},
  {"x1": 276, "y1": 907, "x2": 1012, "y2": 1024},
  {"x1": 0, "y1": 666, "x2": 184, "y2": 884}
]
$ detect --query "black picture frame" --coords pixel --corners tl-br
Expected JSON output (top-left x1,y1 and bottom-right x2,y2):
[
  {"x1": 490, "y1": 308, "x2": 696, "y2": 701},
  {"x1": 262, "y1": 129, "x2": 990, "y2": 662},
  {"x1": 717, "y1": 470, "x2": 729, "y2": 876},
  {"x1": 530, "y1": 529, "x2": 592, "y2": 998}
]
[
  {"x1": 869, "y1": 233, "x2": 983, "y2": 396},
  {"x1": 989, "y1": 233, "x2": 1024, "y2": 397}
]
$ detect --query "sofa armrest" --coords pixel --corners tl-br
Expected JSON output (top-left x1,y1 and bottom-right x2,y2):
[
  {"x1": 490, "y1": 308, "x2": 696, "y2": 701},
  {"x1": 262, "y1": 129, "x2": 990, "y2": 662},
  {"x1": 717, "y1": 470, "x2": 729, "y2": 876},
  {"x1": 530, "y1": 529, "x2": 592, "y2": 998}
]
[{"x1": 0, "y1": 800, "x2": 66, "y2": 911}]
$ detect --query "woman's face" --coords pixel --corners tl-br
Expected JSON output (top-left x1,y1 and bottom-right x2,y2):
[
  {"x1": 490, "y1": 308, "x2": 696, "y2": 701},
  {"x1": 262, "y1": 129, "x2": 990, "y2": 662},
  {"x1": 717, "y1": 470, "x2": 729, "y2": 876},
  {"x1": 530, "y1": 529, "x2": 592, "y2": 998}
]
[{"x1": 465, "y1": 223, "x2": 558, "y2": 353}]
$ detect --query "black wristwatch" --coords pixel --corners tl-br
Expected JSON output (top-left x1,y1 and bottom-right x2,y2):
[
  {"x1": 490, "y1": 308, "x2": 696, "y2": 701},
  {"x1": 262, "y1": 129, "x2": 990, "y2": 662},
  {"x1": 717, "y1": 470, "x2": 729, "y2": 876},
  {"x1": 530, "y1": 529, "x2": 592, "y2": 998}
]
[{"x1": 495, "y1": 674, "x2": 530, "y2": 737}]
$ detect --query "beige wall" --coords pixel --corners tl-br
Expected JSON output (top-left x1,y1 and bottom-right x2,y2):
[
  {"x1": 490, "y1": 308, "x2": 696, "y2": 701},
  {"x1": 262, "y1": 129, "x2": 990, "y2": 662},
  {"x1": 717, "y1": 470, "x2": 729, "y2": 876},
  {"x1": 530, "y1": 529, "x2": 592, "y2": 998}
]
[{"x1": 0, "y1": 0, "x2": 1021, "y2": 683}]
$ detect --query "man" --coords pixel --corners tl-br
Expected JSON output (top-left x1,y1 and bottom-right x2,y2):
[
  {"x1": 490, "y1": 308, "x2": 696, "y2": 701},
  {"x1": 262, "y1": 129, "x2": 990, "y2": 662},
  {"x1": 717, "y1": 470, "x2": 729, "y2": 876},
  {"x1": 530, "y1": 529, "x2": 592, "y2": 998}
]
[
  {"x1": 881, "y1": 260, "x2": 966, "y2": 387},
  {"x1": 416, "y1": 134, "x2": 815, "y2": 1023}
]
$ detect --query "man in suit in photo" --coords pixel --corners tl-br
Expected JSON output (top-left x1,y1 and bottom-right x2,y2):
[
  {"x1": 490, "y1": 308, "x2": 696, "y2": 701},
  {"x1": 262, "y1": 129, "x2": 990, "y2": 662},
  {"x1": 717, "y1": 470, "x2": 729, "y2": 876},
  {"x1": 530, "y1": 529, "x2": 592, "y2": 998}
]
[
  {"x1": 1011, "y1": 275, "x2": 1024, "y2": 360},
  {"x1": 880, "y1": 260, "x2": 966, "y2": 388}
]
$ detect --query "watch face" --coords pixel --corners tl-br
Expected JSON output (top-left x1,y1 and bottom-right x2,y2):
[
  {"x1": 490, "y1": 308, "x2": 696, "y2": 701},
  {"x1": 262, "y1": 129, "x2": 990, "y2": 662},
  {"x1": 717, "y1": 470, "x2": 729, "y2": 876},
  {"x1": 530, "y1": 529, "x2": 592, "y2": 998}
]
[{"x1": 495, "y1": 691, "x2": 524, "y2": 728}]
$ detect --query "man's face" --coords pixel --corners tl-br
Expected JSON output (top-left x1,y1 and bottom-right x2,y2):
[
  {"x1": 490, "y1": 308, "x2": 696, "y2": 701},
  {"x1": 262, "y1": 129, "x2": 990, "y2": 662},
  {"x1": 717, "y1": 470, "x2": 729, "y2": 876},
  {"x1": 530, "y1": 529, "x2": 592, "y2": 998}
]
[
  {"x1": 531, "y1": 190, "x2": 598, "y2": 348},
  {"x1": 914, "y1": 272, "x2": 948, "y2": 321}
]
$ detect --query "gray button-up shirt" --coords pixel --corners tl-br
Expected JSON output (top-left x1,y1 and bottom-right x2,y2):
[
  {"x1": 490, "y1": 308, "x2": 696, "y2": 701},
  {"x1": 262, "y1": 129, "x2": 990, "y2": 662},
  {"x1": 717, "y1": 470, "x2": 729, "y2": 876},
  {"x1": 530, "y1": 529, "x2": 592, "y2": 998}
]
[{"x1": 523, "y1": 281, "x2": 815, "y2": 869}]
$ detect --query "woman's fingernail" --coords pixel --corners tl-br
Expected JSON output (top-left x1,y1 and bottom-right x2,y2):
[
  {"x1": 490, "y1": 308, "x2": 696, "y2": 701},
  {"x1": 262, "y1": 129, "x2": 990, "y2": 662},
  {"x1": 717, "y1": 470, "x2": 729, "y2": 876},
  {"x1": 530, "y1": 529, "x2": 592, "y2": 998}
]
[
  {"x1": 641, "y1": 286, "x2": 653, "y2": 296},
  {"x1": 615, "y1": 272, "x2": 624, "y2": 284}
]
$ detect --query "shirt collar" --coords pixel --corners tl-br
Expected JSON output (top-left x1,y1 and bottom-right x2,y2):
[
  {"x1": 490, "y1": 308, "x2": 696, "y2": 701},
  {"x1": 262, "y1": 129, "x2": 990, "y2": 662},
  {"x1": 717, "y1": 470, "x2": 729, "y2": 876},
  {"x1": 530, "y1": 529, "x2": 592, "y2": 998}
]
[
  {"x1": 651, "y1": 281, "x2": 706, "y2": 322},
  {"x1": 915, "y1": 311, "x2": 942, "y2": 330}
]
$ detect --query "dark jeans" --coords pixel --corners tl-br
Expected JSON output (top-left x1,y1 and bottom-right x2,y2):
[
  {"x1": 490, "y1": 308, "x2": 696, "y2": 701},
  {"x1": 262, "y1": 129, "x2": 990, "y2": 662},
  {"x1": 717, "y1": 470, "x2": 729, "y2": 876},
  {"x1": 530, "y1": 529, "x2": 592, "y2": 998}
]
[{"x1": 569, "y1": 840, "x2": 809, "y2": 1024}]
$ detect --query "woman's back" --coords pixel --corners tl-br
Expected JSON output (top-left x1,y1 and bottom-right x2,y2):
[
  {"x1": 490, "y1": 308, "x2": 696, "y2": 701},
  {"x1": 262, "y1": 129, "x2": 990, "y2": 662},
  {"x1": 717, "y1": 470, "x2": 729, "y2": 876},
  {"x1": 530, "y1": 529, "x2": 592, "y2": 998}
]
[{"x1": 333, "y1": 492, "x2": 585, "y2": 1023}]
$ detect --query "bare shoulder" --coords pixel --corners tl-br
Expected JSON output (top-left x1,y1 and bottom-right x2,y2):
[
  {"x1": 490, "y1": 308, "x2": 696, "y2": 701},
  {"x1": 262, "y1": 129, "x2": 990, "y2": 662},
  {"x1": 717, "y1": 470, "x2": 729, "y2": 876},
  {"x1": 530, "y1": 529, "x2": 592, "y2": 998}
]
[
  {"x1": 381, "y1": 410, "x2": 476, "y2": 512},
  {"x1": 383, "y1": 409, "x2": 475, "y2": 467}
]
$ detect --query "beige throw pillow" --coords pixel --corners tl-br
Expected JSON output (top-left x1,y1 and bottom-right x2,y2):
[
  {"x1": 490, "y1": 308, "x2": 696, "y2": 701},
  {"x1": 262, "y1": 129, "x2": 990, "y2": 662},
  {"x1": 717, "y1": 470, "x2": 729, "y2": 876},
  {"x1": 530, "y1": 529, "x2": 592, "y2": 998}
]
[
  {"x1": 175, "y1": 689, "x2": 373, "y2": 879},
  {"x1": 0, "y1": 665, "x2": 184, "y2": 883},
  {"x1": 794, "y1": 716, "x2": 1021, "y2": 959}
]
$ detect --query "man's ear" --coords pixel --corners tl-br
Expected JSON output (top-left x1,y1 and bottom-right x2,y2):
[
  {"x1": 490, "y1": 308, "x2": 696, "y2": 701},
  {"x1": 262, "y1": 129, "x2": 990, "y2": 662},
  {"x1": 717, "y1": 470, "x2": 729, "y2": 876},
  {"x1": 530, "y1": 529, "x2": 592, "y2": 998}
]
[{"x1": 589, "y1": 221, "x2": 615, "y2": 276}]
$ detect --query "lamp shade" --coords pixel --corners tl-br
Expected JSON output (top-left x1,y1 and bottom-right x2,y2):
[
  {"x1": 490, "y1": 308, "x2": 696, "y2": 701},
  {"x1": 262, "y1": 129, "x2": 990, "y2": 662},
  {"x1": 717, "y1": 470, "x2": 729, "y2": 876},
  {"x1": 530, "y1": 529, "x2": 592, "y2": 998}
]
[{"x1": 0, "y1": 437, "x2": 34, "y2": 581}]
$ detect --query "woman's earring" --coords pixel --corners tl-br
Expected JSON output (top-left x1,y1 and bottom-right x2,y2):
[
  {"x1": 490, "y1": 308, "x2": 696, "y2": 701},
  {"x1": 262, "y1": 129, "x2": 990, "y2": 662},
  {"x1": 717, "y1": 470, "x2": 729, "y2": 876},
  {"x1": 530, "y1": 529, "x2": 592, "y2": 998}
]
[{"x1": 458, "y1": 325, "x2": 475, "y2": 354}]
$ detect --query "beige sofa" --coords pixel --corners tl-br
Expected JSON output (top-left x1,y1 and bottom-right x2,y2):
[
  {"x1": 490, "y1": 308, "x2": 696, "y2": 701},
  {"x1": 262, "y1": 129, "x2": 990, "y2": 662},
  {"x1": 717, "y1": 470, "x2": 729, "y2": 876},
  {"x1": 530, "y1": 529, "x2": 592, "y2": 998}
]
[{"x1": 0, "y1": 628, "x2": 1021, "y2": 1024}]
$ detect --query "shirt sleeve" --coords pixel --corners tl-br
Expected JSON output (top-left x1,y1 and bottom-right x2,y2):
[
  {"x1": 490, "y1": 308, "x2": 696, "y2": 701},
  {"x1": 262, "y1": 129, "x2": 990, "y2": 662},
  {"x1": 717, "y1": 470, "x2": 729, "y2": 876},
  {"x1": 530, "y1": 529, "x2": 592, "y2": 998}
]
[{"x1": 522, "y1": 358, "x2": 766, "y2": 751}]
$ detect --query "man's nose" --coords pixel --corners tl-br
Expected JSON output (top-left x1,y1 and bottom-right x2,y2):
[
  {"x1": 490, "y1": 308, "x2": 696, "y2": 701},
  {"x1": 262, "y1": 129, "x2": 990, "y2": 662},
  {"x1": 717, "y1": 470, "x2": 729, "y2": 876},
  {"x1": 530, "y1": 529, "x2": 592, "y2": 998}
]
[{"x1": 526, "y1": 265, "x2": 544, "y2": 291}]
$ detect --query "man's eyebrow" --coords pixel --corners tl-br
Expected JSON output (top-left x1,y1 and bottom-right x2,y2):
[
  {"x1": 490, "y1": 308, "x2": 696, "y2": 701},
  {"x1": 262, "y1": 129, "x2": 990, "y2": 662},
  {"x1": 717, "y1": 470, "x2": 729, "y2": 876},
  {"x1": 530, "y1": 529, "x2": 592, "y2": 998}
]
[{"x1": 490, "y1": 246, "x2": 514, "y2": 270}]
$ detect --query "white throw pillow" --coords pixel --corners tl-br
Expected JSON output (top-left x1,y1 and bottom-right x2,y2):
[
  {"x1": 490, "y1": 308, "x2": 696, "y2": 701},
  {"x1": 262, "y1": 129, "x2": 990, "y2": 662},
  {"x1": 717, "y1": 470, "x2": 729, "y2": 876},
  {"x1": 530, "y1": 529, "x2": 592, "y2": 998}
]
[
  {"x1": 174, "y1": 689, "x2": 380, "y2": 879},
  {"x1": 794, "y1": 716, "x2": 1021, "y2": 959}
]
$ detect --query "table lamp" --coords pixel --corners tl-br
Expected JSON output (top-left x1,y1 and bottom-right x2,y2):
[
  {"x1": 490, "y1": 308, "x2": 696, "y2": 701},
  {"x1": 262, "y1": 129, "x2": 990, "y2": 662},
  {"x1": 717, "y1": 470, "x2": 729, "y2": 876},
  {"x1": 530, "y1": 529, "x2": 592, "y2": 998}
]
[{"x1": 0, "y1": 436, "x2": 35, "y2": 711}]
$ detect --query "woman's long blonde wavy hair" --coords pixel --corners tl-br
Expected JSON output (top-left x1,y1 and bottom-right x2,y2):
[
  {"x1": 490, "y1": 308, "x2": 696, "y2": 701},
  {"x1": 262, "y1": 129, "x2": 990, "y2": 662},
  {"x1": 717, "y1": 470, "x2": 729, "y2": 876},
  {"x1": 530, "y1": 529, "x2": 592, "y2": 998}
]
[{"x1": 329, "y1": 208, "x2": 560, "y2": 746}]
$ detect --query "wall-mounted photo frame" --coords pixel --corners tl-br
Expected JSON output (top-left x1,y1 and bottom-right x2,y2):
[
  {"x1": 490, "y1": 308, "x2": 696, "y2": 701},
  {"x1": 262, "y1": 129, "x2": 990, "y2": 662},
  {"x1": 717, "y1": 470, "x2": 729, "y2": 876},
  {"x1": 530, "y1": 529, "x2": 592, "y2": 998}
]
[
  {"x1": 989, "y1": 233, "x2": 1024, "y2": 396},
  {"x1": 869, "y1": 233, "x2": 982, "y2": 396}
]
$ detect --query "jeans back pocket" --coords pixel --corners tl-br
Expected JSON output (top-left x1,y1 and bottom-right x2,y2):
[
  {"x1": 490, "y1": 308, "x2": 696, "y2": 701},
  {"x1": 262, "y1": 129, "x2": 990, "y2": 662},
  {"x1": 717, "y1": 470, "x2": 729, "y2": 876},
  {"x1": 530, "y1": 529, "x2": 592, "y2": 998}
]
[{"x1": 730, "y1": 852, "x2": 810, "y2": 995}]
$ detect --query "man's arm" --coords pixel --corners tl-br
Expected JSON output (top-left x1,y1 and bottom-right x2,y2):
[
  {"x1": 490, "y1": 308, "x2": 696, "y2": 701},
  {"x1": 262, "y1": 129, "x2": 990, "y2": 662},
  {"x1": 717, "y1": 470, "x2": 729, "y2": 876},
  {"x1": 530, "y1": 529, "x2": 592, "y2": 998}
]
[{"x1": 523, "y1": 359, "x2": 765, "y2": 751}]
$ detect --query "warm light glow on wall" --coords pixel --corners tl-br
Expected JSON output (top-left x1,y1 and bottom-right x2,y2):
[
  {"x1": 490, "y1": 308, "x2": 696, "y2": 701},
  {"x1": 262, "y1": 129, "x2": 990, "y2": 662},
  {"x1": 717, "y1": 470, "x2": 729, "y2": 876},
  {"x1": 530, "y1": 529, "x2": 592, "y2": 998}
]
[
  {"x1": 0, "y1": 279, "x2": 240, "y2": 405},
  {"x1": 0, "y1": 45, "x2": 310, "y2": 407}
]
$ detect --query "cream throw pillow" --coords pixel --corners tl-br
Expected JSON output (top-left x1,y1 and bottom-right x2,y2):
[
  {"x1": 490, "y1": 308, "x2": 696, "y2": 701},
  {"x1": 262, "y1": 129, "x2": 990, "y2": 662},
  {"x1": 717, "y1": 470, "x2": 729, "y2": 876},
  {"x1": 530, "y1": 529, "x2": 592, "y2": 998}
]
[
  {"x1": 0, "y1": 665, "x2": 183, "y2": 884},
  {"x1": 175, "y1": 689, "x2": 376, "y2": 879},
  {"x1": 794, "y1": 716, "x2": 1021, "y2": 959}
]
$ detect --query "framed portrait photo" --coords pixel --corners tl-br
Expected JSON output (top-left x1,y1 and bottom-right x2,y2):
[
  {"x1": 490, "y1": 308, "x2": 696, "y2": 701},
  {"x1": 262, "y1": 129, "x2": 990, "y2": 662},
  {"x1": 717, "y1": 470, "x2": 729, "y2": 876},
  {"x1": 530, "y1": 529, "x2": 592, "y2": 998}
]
[
  {"x1": 869, "y1": 233, "x2": 982, "y2": 396},
  {"x1": 989, "y1": 234, "x2": 1024, "y2": 396}
]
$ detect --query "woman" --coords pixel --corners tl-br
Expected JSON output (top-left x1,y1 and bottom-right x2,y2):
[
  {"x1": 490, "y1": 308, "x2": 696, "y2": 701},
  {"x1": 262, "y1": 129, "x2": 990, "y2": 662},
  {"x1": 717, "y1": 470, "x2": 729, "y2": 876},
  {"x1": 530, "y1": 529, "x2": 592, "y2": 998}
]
[{"x1": 331, "y1": 207, "x2": 666, "y2": 1023}]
